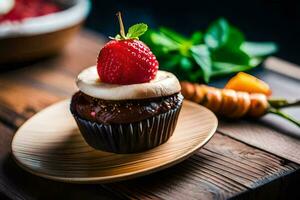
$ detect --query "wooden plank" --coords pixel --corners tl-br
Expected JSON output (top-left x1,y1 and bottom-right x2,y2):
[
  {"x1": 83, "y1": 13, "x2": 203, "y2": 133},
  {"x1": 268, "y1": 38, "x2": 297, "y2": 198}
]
[
  {"x1": 106, "y1": 133, "x2": 298, "y2": 200},
  {"x1": 0, "y1": 124, "x2": 30, "y2": 200},
  {"x1": 2, "y1": 119, "x2": 297, "y2": 200},
  {"x1": 0, "y1": 122, "x2": 121, "y2": 200},
  {"x1": 260, "y1": 69, "x2": 300, "y2": 100},
  {"x1": 5, "y1": 111, "x2": 296, "y2": 200},
  {"x1": 264, "y1": 56, "x2": 300, "y2": 80},
  {"x1": 218, "y1": 69, "x2": 300, "y2": 165},
  {"x1": 218, "y1": 120, "x2": 300, "y2": 165},
  {"x1": 232, "y1": 169, "x2": 300, "y2": 200},
  {"x1": 0, "y1": 30, "x2": 106, "y2": 126}
]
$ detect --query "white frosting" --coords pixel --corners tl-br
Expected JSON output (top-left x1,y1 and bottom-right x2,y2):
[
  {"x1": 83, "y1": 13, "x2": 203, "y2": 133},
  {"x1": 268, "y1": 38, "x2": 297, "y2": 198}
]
[
  {"x1": 76, "y1": 66, "x2": 181, "y2": 100},
  {"x1": 0, "y1": 0, "x2": 14, "y2": 15}
]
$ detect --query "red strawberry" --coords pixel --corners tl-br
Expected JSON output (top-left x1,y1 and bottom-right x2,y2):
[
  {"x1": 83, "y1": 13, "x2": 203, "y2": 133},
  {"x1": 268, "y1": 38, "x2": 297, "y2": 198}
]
[{"x1": 97, "y1": 12, "x2": 159, "y2": 85}]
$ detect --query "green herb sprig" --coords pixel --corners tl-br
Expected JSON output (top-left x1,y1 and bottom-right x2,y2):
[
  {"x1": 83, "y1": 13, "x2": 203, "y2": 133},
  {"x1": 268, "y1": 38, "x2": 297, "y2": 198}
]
[
  {"x1": 114, "y1": 12, "x2": 148, "y2": 40},
  {"x1": 141, "y1": 18, "x2": 278, "y2": 83}
]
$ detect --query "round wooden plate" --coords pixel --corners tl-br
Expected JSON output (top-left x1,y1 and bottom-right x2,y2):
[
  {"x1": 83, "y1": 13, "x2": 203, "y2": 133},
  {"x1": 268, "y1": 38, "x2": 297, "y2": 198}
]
[{"x1": 12, "y1": 100, "x2": 218, "y2": 183}]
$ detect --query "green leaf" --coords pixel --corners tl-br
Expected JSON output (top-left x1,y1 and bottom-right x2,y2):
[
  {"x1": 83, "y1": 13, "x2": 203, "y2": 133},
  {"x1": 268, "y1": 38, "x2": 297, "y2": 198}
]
[
  {"x1": 159, "y1": 55, "x2": 193, "y2": 81},
  {"x1": 204, "y1": 18, "x2": 229, "y2": 49},
  {"x1": 204, "y1": 18, "x2": 244, "y2": 50},
  {"x1": 211, "y1": 57, "x2": 262, "y2": 77},
  {"x1": 249, "y1": 57, "x2": 262, "y2": 66},
  {"x1": 126, "y1": 23, "x2": 148, "y2": 39},
  {"x1": 141, "y1": 29, "x2": 180, "y2": 55},
  {"x1": 179, "y1": 41, "x2": 193, "y2": 56},
  {"x1": 160, "y1": 54, "x2": 182, "y2": 70},
  {"x1": 190, "y1": 45, "x2": 212, "y2": 83},
  {"x1": 188, "y1": 70, "x2": 204, "y2": 82},
  {"x1": 159, "y1": 27, "x2": 188, "y2": 43},
  {"x1": 226, "y1": 26, "x2": 244, "y2": 49},
  {"x1": 141, "y1": 20, "x2": 278, "y2": 84},
  {"x1": 149, "y1": 32, "x2": 179, "y2": 51},
  {"x1": 211, "y1": 47, "x2": 250, "y2": 65},
  {"x1": 180, "y1": 57, "x2": 193, "y2": 71},
  {"x1": 241, "y1": 42, "x2": 278, "y2": 57},
  {"x1": 211, "y1": 62, "x2": 255, "y2": 77},
  {"x1": 190, "y1": 31, "x2": 203, "y2": 45}
]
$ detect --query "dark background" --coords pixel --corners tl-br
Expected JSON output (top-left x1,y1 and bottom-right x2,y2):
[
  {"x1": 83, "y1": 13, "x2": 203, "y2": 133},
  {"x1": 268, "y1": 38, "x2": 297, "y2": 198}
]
[{"x1": 84, "y1": 0, "x2": 300, "y2": 65}]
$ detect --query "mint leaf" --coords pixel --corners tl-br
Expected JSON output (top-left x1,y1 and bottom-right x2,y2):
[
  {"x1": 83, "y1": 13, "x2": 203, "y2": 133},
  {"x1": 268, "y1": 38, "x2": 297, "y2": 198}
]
[
  {"x1": 149, "y1": 31, "x2": 179, "y2": 51},
  {"x1": 159, "y1": 27, "x2": 188, "y2": 43},
  {"x1": 141, "y1": 30, "x2": 179, "y2": 59},
  {"x1": 211, "y1": 47, "x2": 250, "y2": 65},
  {"x1": 204, "y1": 18, "x2": 229, "y2": 49},
  {"x1": 140, "y1": 19, "x2": 278, "y2": 83},
  {"x1": 126, "y1": 23, "x2": 148, "y2": 39},
  {"x1": 190, "y1": 31, "x2": 202, "y2": 45},
  {"x1": 241, "y1": 42, "x2": 278, "y2": 57},
  {"x1": 204, "y1": 18, "x2": 244, "y2": 50},
  {"x1": 188, "y1": 70, "x2": 204, "y2": 82},
  {"x1": 180, "y1": 57, "x2": 193, "y2": 71},
  {"x1": 211, "y1": 62, "x2": 255, "y2": 77},
  {"x1": 226, "y1": 26, "x2": 244, "y2": 49},
  {"x1": 160, "y1": 54, "x2": 182, "y2": 70},
  {"x1": 211, "y1": 57, "x2": 262, "y2": 77},
  {"x1": 191, "y1": 45, "x2": 212, "y2": 83},
  {"x1": 249, "y1": 57, "x2": 262, "y2": 66}
]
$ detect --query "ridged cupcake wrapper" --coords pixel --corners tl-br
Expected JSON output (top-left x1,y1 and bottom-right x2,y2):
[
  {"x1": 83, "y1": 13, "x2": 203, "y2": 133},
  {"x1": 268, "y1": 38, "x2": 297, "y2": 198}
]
[{"x1": 71, "y1": 106, "x2": 182, "y2": 154}]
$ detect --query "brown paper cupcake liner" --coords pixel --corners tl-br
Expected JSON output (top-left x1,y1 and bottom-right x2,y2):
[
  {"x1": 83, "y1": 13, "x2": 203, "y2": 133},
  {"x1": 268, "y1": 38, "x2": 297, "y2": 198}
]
[{"x1": 71, "y1": 105, "x2": 182, "y2": 153}]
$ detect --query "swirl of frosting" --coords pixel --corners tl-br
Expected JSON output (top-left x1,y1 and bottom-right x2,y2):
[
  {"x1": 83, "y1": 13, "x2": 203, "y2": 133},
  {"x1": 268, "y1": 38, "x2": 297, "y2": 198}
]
[{"x1": 76, "y1": 66, "x2": 181, "y2": 100}]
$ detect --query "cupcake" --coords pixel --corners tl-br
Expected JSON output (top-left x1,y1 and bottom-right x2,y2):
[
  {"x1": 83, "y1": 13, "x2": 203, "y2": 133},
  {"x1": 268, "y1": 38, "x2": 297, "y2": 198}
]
[{"x1": 70, "y1": 12, "x2": 183, "y2": 153}]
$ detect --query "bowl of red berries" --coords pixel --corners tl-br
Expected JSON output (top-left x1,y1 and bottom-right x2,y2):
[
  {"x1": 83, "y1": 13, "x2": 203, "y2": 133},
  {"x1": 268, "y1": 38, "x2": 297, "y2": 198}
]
[{"x1": 0, "y1": 0, "x2": 91, "y2": 64}]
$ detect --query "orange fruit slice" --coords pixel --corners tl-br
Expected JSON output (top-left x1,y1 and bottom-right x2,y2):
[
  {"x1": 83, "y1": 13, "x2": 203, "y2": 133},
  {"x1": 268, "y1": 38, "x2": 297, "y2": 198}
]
[{"x1": 225, "y1": 72, "x2": 272, "y2": 96}]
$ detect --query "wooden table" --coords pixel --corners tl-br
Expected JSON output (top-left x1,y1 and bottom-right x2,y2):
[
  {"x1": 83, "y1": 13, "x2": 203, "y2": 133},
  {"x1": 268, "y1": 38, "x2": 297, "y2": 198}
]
[{"x1": 0, "y1": 30, "x2": 299, "y2": 200}]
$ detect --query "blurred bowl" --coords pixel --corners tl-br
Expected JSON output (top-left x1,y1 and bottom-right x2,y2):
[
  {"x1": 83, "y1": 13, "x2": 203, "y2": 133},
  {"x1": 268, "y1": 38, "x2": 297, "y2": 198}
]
[{"x1": 0, "y1": 0, "x2": 91, "y2": 64}]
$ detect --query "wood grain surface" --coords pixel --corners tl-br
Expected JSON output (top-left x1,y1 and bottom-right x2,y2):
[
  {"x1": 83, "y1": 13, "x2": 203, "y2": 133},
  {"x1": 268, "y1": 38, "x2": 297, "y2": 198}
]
[
  {"x1": 218, "y1": 70, "x2": 300, "y2": 164},
  {"x1": 264, "y1": 56, "x2": 300, "y2": 80},
  {"x1": 12, "y1": 100, "x2": 217, "y2": 183},
  {"x1": 106, "y1": 133, "x2": 299, "y2": 200},
  {"x1": 2, "y1": 120, "x2": 299, "y2": 200},
  {"x1": 0, "y1": 30, "x2": 299, "y2": 199}
]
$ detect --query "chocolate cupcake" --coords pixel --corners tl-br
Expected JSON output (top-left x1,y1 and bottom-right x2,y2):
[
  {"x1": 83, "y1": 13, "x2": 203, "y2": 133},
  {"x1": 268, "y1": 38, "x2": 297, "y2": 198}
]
[
  {"x1": 70, "y1": 13, "x2": 183, "y2": 153},
  {"x1": 71, "y1": 67, "x2": 183, "y2": 153}
]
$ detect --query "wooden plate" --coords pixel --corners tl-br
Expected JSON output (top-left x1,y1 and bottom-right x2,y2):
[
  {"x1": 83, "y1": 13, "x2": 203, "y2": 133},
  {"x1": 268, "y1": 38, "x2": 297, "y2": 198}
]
[{"x1": 12, "y1": 100, "x2": 218, "y2": 183}]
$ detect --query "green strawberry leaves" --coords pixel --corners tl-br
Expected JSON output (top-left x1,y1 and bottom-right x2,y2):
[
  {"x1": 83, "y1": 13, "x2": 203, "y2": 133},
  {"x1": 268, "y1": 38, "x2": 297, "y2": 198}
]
[
  {"x1": 114, "y1": 12, "x2": 148, "y2": 40},
  {"x1": 114, "y1": 23, "x2": 148, "y2": 40},
  {"x1": 126, "y1": 23, "x2": 148, "y2": 39}
]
